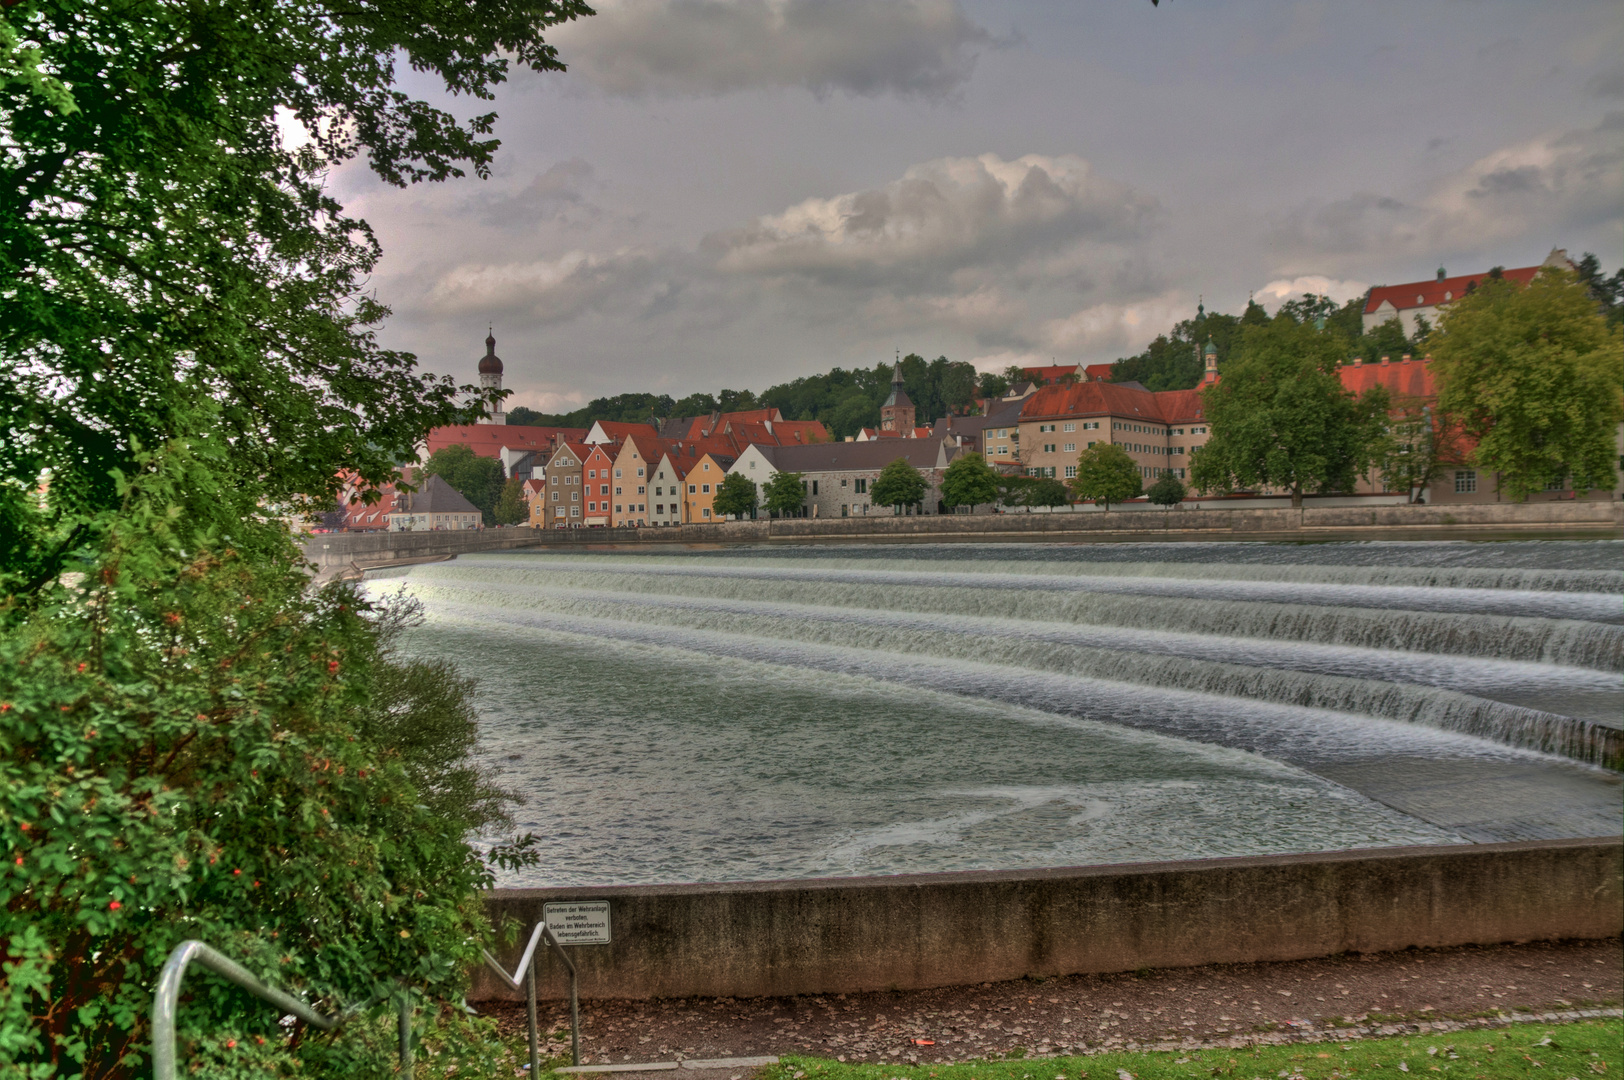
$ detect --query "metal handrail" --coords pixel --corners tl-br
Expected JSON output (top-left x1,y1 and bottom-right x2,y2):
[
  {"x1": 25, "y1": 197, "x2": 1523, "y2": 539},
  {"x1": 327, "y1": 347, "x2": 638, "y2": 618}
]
[
  {"x1": 483, "y1": 922, "x2": 581, "y2": 1073},
  {"x1": 152, "y1": 939, "x2": 412, "y2": 1080}
]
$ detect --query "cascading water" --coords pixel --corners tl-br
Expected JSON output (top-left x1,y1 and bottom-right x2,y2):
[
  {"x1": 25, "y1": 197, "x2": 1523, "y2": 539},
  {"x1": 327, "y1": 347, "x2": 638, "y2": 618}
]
[{"x1": 368, "y1": 540, "x2": 1624, "y2": 886}]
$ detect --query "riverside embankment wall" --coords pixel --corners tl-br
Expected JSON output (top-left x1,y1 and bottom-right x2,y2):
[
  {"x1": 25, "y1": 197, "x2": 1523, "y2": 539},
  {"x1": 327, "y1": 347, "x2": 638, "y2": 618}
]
[
  {"x1": 472, "y1": 838, "x2": 1623, "y2": 1002},
  {"x1": 308, "y1": 500, "x2": 1623, "y2": 570}
]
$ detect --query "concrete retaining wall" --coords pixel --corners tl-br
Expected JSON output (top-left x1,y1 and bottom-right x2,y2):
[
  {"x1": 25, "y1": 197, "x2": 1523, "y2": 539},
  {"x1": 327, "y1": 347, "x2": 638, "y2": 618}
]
[
  {"x1": 473, "y1": 838, "x2": 1623, "y2": 1002},
  {"x1": 310, "y1": 501, "x2": 1623, "y2": 568}
]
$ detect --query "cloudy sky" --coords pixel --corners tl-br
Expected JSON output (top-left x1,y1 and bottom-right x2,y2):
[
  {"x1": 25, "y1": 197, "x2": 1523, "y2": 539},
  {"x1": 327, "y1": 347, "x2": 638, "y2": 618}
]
[{"x1": 324, "y1": 0, "x2": 1623, "y2": 413}]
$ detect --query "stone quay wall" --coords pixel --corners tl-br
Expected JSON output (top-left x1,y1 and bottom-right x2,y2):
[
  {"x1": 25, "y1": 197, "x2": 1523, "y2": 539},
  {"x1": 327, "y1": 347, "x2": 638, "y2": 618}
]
[
  {"x1": 472, "y1": 838, "x2": 1623, "y2": 1002},
  {"x1": 308, "y1": 500, "x2": 1623, "y2": 569}
]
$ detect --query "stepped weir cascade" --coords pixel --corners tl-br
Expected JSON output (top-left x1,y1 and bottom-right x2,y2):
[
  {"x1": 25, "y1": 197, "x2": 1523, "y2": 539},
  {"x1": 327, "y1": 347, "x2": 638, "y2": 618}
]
[{"x1": 366, "y1": 541, "x2": 1624, "y2": 887}]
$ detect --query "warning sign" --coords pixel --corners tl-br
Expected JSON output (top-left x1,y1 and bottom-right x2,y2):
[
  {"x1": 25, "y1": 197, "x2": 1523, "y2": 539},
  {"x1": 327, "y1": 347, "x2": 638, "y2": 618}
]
[{"x1": 543, "y1": 901, "x2": 612, "y2": 945}]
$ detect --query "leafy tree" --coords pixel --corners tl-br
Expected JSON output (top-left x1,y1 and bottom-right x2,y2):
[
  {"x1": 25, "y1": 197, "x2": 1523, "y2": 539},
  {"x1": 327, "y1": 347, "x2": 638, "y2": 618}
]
[
  {"x1": 1111, "y1": 308, "x2": 1244, "y2": 391},
  {"x1": 672, "y1": 392, "x2": 721, "y2": 417},
  {"x1": 1374, "y1": 399, "x2": 1464, "y2": 504},
  {"x1": 940, "y1": 453, "x2": 1000, "y2": 512},
  {"x1": 2, "y1": 0, "x2": 592, "y2": 591},
  {"x1": 1146, "y1": 470, "x2": 1187, "y2": 507},
  {"x1": 829, "y1": 391, "x2": 881, "y2": 439},
  {"x1": 870, "y1": 458, "x2": 928, "y2": 513},
  {"x1": 504, "y1": 405, "x2": 549, "y2": 427},
  {"x1": 941, "y1": 360, "x2": 980, "y2": 414},
  {"x1": 1, "y1": 441, "x2": 528, "y2": 1079},
  {"x1": 1192, "y1": 315, "x2": 1391, "y2": 507},
  {"x1": 1070, "y1": 443, "x2": 1143, "y2": 509},
  {"x1": 493, "y1": 476, "x2": 528, "y2": 526},
  {"x1": 1021, "y1": 476, "x2": 1072, "y2": 508},
  {"x1": 422, "y1": 444, "x2": 506, "y2": 526},
  {"x1": 2, "y1": 0, "x2": 587, "y2": 1071},
  {"x1": 977, "y1": 370, "x2": 1011, "y2": 399},
  {"x1": 711, "y1": 471, "x2": 759, "y2": 519},
  {"x1": 717, "y1": 387, "x2": 760, "y2": 413},
  {"x1": 1574, "y1": 252, "x2": 1624, "y2": 328},
  {"x1": 763, "y1": 469, "x2": 807, "y2": 518},
  {"x1": 1430, "y1": 269, "x2": 1624, "y2": 500}
]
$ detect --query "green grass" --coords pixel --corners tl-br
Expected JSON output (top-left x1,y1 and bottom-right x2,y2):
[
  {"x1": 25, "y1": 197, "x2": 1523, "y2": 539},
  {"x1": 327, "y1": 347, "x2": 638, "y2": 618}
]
[{"x1": 759, "y1": 1019, "x2": 1620, "y2": 1080}]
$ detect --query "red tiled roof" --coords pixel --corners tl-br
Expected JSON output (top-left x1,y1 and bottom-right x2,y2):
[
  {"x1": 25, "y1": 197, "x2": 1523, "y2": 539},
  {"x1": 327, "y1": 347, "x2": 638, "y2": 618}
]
[
  {"x1": 1153, "y1": 388, "x2": 1207, "y2": 422},
  {"x1": 1019, "y1": 380, "x2": 1216, "y2": 423},
  {"x1": 1364, "y1": 266, "x2": 1541, "y2": 315},
  {"x1": 1339, "y1": 356, "x2": 1436, "y2": 399},
  {"x1": 589, "y1": 420, "x2": 660, "y2": 443},
  {"x1": 1020, "y1": 364, "x2": 1085, "y2": 384},
  {"x1": 1084, "y1": 364, "x2": 1114, "y2": 382},
  {"x1": 770, "y1": 419, "x2": 831, "y2": 444},
  {"x1": 425, "y1": 424, "x2": 585, "y2": 457}
]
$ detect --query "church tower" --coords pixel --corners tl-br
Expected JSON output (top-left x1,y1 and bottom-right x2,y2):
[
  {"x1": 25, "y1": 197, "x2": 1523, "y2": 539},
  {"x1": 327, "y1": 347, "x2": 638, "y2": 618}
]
[
  {"x1": 478, "y1": 329, "x2": 505, "y2": 425},
  {"x1": 1202, "y1": 338, "x2": 1218, "y2": 384},
  {"x1": 879, "y1": 356, "x2": 916, "y2": 433}
]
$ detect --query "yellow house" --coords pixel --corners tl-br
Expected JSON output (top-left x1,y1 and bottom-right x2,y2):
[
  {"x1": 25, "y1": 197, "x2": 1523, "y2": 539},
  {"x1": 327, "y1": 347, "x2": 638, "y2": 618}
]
[
  {"x1": 610, "y1": 435, "x2": 660, "y2": 528},
  {"x1": 683, "y1": 452, "x2": 737, "y2": 522}
]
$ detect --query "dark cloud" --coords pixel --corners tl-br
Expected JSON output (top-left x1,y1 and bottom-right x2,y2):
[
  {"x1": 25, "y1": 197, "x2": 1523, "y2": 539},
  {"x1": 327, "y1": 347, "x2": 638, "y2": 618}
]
[
  {"x1": 476, "y1": 159, "x2": 601, "y2": 227},
  {"x1": 548, "y1": 0, "x2": 992, "y2": 99}
]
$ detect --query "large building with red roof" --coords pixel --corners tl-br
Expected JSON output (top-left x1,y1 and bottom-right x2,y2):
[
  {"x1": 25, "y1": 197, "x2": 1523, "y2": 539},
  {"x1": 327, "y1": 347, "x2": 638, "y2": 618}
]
[{"x1": 1362, "y1": 248, "x2": 1573, "y2": 337}]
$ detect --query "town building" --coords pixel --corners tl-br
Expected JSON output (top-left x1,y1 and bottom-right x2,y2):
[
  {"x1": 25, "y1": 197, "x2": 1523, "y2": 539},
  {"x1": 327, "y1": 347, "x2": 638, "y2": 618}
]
[
  {"x1": 540, "y1": 441, "x2": 588, "y2": 527},
  {"x1": 878, "y1": 365, "x2": 916, "y2": 434},
  {"x1": 649, "y1": 449, "x2": 693, "y2": 525},
  {"x1": 386, "y1": 474, "x2": 482, "y2": 531},
  {"x1": 477, "y1": 330, "x2": 506, "y2": 425},
  {"x1": 729, "y1": 438, "x2": 964, "y2": 518},
  {"x1": 581, "y1": 444, "x2": 616, "y2": 527},
  {"x1": 610, "y1": 435, "x2": 663, "y2": 527},
  {"x1": 1014, "y1": 381, "x2": 1212, "y2": 483},
  {"x1": 682, "y1": 452, "x2": 737, "y2": 522},
  {"x1": 1361, "y1": 249, "x2": 1574, "y2": 336}
]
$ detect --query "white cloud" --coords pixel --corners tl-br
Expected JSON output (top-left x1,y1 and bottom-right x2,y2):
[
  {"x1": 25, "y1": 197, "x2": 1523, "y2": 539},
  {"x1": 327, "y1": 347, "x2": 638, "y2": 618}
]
[
  {"x1": 1255, "y1": 275, "x2": 1370, "y2": 308},
  {"x1": 1040, "y1": 292, "x2": 1192, "y2": 356},
  {"x1": 707, "y1": 153, "x2": 1155, "y2": 286},
  {"x1": 1273, "y1": 113, "x2": 1623, "y2": 264},
  {"x1": 424, "y1": 249, "x2": 659, "y2": 322},
  {"x1": 549, "y1": 0, "x2": 992, "y2": 99}
]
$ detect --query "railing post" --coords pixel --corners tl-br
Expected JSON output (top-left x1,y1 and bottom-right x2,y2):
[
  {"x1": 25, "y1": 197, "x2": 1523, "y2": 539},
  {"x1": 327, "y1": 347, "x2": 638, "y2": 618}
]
[
  {"x1": 526, "y1": 959, "x2": 540, "y2": 1075},
  {"x1": 398, "y1": 991, "x2": 413, "y2": 1071},
  {"x1": 568, "y1": 963, "x2": 581, "y2": 1068}
]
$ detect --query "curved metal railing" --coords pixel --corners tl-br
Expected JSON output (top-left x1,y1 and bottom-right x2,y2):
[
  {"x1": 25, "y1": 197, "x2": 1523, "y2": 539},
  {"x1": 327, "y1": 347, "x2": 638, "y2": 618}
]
[
  {"x1": 151, "y1": 940, "x2": 413, "y2": 1080},
  {"x1": 483, "y1": 921, "x2": 582, "y2": 1074}
]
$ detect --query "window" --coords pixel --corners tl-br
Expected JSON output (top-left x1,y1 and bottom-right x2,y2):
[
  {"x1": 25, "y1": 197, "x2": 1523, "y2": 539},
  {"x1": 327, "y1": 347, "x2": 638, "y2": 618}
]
[
  {"x1": 555, "y1": 507, "x2": 564, "y2": 517},
  {"x1": 1026, "y1": 467, "x2": 1040, "y2": 477},
  {"x1": 550, "y1": 475, "x2": 558, "y2": 485},
  {"x1": 1043, "y1": 443, "x2": 1056, "y2": 453},
  {"x1": 637, "y1": 485, "x2": 645, "y2": 494},
  {"x1": 551, "y1": 492, "x2": 559, "y2": 502},
  {"x1": 637, "y1": 467, "x2": 645, "y2": 477},
  {"x1": 1063, "y1": 423, "x2": 1076, "y2": 432},
  {"x1": 1065, "y1": 465, "x2": 1077, "y2": 478},
  {"x1": 749, "y1": 461, "x2": 756, "y2": 469},
  {"x1": 703, "y1": 463, "x2": 711, "y2": 471},
  {"x1": 702, "y1": 484, "x2": 711, "y2": 493},
  {"x1": 1063, "y1": 443, "x2": 1076, "y2": 453},
  {"x1": 997, "y1": 446, "x2": 1008, "y2": 455},
  {"x1": 654, "y1": 486, "x2": 662, "y2": 496},
  {"x1": 1039, "y1": 423, "x2": 1056, "y2": 433},
  {"x1": 615, "y1": 486, "x2": 623, "y2": 495},
  {"x1": 998, "y1": 429, "x2": 1007, "y2": 437},
  {"x1": 615, "y1": 504, "x2": 622, "y2": 513},
  {"x1": 812, "y1": 480, "x2": 819, "y2": 495},
  {"x1": 855, "y1": 478, "x2": 868, "y2": 494},
  {"x1": 571, "y1": 492, "x2": 578, "y2": 502},
  {"x1": 702, "y1": 508, "x2": 712, "y2": 518},
  {"x1": 1087, "y1": 441, "x2": 1096, "y2": 448},
  {"x1": 840, "y1": 478, "x2": 848, "y2": 487},
  {"x1": 570, "y1": 507, "x2": 580, "y2": 517},
  {"x1": 689, "y1": 484, "x2": 696, "y2": 493},
  {"x1": 615, "y1": 468, "x2": 622, "y2": 478}
]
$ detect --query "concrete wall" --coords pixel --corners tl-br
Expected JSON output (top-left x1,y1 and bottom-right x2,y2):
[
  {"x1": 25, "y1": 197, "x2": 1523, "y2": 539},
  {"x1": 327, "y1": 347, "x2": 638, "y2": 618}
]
[
  {"x1": 473, "y1": 838, "x2": 1622, "y2": 1002},
  {"x1": 308, "y1": 499, "x2": 1624, "y2": 567}
]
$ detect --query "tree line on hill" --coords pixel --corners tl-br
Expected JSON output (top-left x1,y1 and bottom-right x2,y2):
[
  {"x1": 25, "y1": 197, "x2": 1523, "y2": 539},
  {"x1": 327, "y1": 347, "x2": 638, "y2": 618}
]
[{"x1": 509, "y1": 353, "x2": 983, "y2": 438}]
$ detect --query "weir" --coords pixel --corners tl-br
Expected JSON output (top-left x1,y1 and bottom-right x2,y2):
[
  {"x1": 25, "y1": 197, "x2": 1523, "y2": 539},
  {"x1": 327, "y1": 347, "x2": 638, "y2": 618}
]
[{"x1": 370, "y1": 540, "x2": 1623, "y2": 890}]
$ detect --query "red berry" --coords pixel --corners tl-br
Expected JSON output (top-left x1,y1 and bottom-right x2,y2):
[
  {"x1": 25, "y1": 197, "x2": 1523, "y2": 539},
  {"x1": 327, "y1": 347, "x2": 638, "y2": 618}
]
[{"x1": 108, "y1": 900, "x2": 121, "y2": 910}]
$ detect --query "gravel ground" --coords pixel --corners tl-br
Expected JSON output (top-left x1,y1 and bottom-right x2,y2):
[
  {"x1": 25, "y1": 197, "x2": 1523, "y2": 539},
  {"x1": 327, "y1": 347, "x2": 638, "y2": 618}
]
[{"x1": 478, "y1": 938, "x2": 1621, "y2": 1068}]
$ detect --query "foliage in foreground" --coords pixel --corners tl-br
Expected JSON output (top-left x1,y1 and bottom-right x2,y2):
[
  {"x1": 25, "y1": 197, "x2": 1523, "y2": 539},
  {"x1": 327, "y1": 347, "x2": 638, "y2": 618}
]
[
  {"x1": 871, "y1": 460, "x2": 930, "y2": 513},
  {"x1": 1429, "y1": 269, "x2": 1623, "y2": 502},
  {"x1": 1192, "y1": 316, "x2": 1390, "y2": 507},
  {"x1": 0, "y1": 443, "x2": 525, "y2": 1078},
  {"x1": 1070, "y1": 444, "x2": 1142, "y2": 510},
  {"x1": 754, "y1": 1019, "x2": 1620, "y2": 1080}
]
